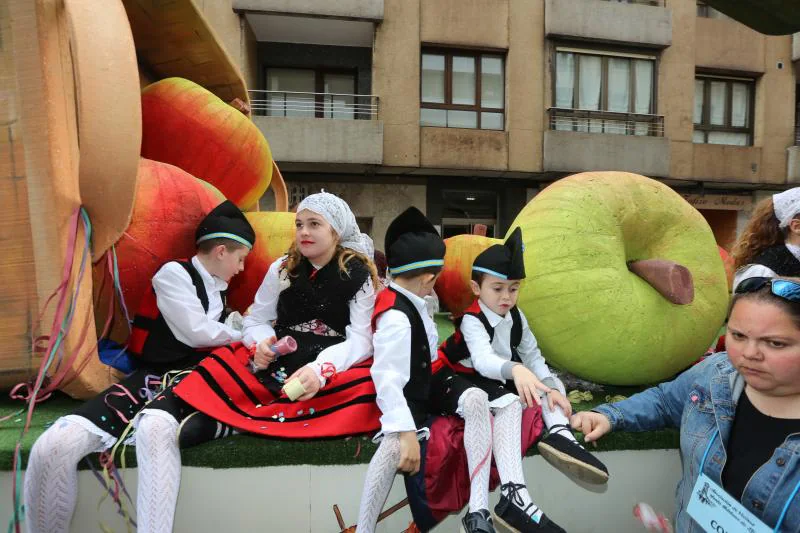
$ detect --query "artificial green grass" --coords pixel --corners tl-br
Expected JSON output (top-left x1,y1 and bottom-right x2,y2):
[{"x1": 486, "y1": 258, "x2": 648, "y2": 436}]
[
  {"x1": 0, "y1": 393, "x2": 678, "y2": 471},
  {"x1": 0, "y1": 314, "x2": 678, "y2": 471}
]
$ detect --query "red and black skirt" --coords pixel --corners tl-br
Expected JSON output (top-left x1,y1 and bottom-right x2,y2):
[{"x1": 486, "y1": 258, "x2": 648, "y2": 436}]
[{"x1": 172, "y1": 343, "x2": 382, "y2": 438}]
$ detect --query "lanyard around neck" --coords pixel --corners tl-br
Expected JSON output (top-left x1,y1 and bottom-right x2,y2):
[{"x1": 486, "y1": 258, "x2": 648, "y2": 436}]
[{"x1": 700, "y1": 431, "x2": 800, "y2": 532}]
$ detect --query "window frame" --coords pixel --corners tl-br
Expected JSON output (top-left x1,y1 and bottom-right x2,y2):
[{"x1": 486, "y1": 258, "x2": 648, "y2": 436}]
[
  {"x1": 795, "y1": 83, "x2": 800, "y2": 146},
  {"x1": 264, "y1": 67, "x2": 358, "y2": 118},
  {"x1": 419, "y1": 47, "x2": 506, "y2": 130},
  {"x1": 552, "y1": 47, "x2": 657, "y2": 115},
  {"x1": 550, "y1": 45, "x2": 661, "y2": 136},
  {"x1": 693, "y1": 75, "x2": 755, "y2": 146}
]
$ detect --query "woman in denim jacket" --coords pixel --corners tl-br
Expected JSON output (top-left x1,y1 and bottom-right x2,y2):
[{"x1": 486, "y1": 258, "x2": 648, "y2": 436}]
[{"x1": 573, "y1": 277, "x2": 800, "y2": 532}]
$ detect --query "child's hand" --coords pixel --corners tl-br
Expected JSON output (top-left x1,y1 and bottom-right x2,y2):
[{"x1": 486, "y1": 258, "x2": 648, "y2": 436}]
[
  {"x1": 511, "y1": 365, "x2": 551, "y2": 408},
  {"x1": 547, "y1": 389, "x2": 572, "y2": 417},
  {"x1": 570, "y1": 411, "x2": 612, "y2": 443},
  {"x1": 253, "y1": 336, "x2": 277, "y2": 369},
  {"x1": 285, "y1": 365, "x2": 322, "y2": 401},
  {"x1": 397, "y1": 431, "x2": 421, "y2": 475}
]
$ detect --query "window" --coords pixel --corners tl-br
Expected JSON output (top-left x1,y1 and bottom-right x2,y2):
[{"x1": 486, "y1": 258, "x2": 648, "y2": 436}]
[
  {"x1": 355, "y1": 217, "x2": 373, "y2": 237},
  {"x1": 693, "y1": 76, "x2": 754, "y2": 146},
  {"x1": 606, "y1": 0, "x2": 661, "y2": 5},
  {"x1": 265, "y1": 68, "x2": 357, "y2": 119},
  {"x1": 552, "y1": 48, "x2": 660, "y2": 136},
  {"x1": 795, "y1": 84, "x2": 799, "y2": 146},
  {"x1": 420, "y1": 49, "x2": 505, "y2": 130}
]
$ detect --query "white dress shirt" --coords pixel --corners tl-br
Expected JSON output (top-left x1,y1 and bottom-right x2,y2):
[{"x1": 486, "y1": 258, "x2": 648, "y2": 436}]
[
  {"x1": 460, "y1": 300, "x2": 554, "y2": 385},
  {"x1": 242, "y1": 256, "x2": 376, "y2": 385},
  {"x1": 371, "y1": 282, "x2": 440, "y2": 435},
  {"x1": 732, "y1": 243, "x2": 800, "y2": 292},
  {"x1": 152, "y1": 256, "x2": 241, "y2": 348}
]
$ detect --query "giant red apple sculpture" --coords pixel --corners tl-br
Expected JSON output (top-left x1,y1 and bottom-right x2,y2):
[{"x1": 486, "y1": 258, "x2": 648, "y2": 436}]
[
  {"x1": 140, "y1": 77, "x2": 273, "y2": 209},
  {"x1": 227, "y1": 211, "x2": 296, "y2": 313}
]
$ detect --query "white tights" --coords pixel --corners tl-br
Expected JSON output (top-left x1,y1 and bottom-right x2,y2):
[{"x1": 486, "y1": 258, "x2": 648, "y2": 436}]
[
  {"x1": 24, "y1": 418, "x2": 105, "y2": 533},
  {"x1": 355, "y1": 432, "x2": 401, "y2": 533},
  {"x1": 134, "y1": 411, "x2": 182, "y2": 533}
]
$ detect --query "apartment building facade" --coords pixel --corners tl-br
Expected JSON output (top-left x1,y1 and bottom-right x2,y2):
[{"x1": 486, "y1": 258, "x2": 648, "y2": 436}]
[{"x1": 204, "y1": 0, "x2": 798, "y2": 250}]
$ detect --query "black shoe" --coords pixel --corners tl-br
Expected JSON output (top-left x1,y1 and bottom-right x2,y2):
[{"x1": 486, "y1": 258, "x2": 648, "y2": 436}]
[
  {"x1": 461, "y1": 509, "x2": 496, "y2": 533},
  {"x1": 493, "y1": 483, "x2": 566, "y2": 533},
  {"x1": 537, "y1": 424, "x2": 609, "y2": 485}
]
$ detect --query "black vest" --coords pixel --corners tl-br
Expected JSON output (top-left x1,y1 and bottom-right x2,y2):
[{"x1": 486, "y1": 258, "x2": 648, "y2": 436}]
[
  {"x1": 752, "y1": 245, "x2": 800, "y2": 277},
  {"x1": 130, "y1": 260, "x2": 227, "y2": 369},
  {"x1": 265, "y1": 256, "x2": 370, "y2": 378},
  {"x1": 375, "y1": 287, "x2": 432, "y2": 428},
  {"x1": 439, "y1": 303, "x2": 523, "y2": 367}
]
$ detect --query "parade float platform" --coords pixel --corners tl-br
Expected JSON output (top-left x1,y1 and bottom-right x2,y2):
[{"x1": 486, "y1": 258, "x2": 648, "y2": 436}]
[{"x1": 0, "y1": 315, "x2": 682, "y2": 533}]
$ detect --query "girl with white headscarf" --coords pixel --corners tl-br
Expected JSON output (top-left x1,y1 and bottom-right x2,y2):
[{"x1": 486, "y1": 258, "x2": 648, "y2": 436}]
[
  {"x1": 731, "y1": 188, "x2": 800, "y2": 291},
  {"x1": 131, "y1": 192, "x2": 383, "y2": 533}
]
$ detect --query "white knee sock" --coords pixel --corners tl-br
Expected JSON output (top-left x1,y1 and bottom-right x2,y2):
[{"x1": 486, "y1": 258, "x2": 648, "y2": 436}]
[
  {"x1": 460, "y1": 388, "x2": 493, "y2": 513},
  {"x1": 356, "y1": 433, "x2": 401, "y2": 533},
  {"x1": 540, "y1": 378, "x2": 579, "y2": 444},
  {"x1": 24, "y1": 417, "x2": 106, "y2": 533},
  {"x1": 542, "y1": 406, "x2": 578, "y2": 443},
  {"x1": 135, "y1": 412, "x2": 181, "y2": 533},
  {"x1": 493, "y1": 401, "x2": 542, "y2": 521}
]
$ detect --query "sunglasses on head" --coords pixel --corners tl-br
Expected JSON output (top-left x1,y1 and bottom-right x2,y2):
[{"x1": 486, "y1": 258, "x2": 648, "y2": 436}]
[{"x1": 734, "y1": 277, "x2": 800, "y2": 303}]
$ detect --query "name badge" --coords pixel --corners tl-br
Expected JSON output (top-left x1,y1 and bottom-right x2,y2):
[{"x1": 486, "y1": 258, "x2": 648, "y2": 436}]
[{"x1": 687, "y1": 473, "x2": 773, "y2": 533}]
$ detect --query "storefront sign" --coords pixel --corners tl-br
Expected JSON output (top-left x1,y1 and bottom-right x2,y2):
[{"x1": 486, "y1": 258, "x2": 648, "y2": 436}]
[{"x1": 681, "y1": 194, "x2": 752, "y2": 211}]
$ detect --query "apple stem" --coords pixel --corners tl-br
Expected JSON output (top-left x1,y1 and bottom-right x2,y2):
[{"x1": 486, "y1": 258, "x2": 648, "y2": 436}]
[
  {"x1": 229, "y1": 98, "x2": 251, "y2": 116},
  {"x1": 627, "y1": 259, "x2": 695, "y2": 305}
]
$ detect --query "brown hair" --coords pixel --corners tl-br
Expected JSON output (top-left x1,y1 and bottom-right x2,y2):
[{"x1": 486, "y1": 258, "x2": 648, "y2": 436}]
[
  {"x1": 283, "y1": 241, "x2": 380, "y2": 290},
  {"x1": 197, "y1": 238, "x2": 249, "y2": 254},
  {"x1": 730, "y1": 277, "x2": 800, "y2": 330},
  {"x1": 731, "y1": 198, "x2": 795, "y2": 270}
]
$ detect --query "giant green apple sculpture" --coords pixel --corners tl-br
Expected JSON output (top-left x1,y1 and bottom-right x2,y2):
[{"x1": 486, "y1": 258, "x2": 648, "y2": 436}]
[{"x1": 510, "y1": 172, "x2": 729, "y2": 385}]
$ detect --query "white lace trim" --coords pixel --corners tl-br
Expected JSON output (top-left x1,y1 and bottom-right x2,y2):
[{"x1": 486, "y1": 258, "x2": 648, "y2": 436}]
[
  {"x1": 60, "y1": 415, "x2": 128, "y2": 450},
  {"x1": 371, "y1": 427, "x2": 430, "y2": 444}
]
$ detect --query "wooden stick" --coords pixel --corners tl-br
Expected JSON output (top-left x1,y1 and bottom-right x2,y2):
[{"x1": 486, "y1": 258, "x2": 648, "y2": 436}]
[
  {"x1": 335, "y1": 498, "x2": 410, "y2": 533},
  {"x1": 378, "y1": 498, "x2": 409, "y2": 521},
  {"x1": 333, "y1": 505, "x2": 346, "y2": 529}
]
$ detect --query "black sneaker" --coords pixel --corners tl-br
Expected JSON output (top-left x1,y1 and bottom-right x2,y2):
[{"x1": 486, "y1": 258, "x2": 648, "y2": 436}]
[
  {"x1": 537, "y1": 424, "x2": 609, "y2": 485},
  {"x1": 461, "y1": 509, "x2": 496, "y2": 533},
  {"x1": 493, "y1": 483, "x2": 566, "y2": 533}
]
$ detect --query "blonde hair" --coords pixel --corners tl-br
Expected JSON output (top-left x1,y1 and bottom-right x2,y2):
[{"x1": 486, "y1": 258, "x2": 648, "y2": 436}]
[
  {"x1": 283, "y1": 241, "x2": 380, "y2": 290},
  {"x1": 732, "y1": 198, "x2": 792, "y2": 270}
]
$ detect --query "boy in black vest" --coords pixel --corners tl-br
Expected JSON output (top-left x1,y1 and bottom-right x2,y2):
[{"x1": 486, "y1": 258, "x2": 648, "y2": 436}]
[
  {"x1": 440, "y1": 229, "x2": 609, "y2": 530},
  {"x1": 24, "y1": 200, "x2": 255, "y2": 533},
  {"x1": 355, "y1": 207, "x2": 448, "y2": 533}
]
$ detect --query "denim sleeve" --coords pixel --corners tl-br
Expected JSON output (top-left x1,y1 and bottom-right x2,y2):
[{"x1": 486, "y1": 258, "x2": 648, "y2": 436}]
[{"x1": 592, "y1": 355, "x2": 718, "y2": 432}]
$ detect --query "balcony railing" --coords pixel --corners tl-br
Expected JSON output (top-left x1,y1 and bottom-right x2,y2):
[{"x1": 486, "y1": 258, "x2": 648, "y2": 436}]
[
  {"x1": 249, "y1": 90, "x2": 379, "y2": 120},
  {"x1": 604, "y1": 0, "x2": 663, "y2": 6},
  {"x1": 548, "y1": 108, "x2": 665, "y2": 137}
]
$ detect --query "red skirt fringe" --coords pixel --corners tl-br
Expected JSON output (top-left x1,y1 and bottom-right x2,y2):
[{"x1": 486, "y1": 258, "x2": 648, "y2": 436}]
[{"x1": 173, "y1": 343, "x2": 381, "y2": 438}]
